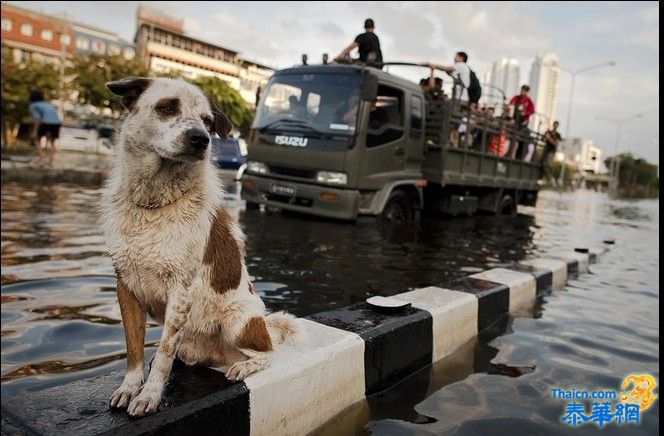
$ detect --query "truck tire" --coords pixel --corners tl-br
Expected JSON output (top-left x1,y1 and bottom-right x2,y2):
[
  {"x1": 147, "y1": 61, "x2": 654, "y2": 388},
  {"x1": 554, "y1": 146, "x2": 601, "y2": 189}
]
[
  {"x1": 497, "y1": 194, "x2": 516, "y2": 215},
  {"x1": 381, "y1": 190, "x2": 414, "y2": 223}
]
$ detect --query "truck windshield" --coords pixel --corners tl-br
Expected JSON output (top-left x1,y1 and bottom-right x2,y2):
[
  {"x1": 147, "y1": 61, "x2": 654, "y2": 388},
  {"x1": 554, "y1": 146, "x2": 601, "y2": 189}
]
[{"x1": 253, "y1": 73, "x2": 361, "y2": 136}]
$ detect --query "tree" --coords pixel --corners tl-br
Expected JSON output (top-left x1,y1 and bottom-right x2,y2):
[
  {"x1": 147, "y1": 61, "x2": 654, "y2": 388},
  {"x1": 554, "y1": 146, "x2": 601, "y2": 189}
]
[
  {"x1": 1, "y1": 49, "x2": 60, "y2": 145},
  {"x1": 188, "y1": 76, "x2": 254, "y2": 136},
  {"x1": 605, "y1": 153, "x2": 659, "y2": 197},
  {"x1": 67, "y1": 53, "x2": 149, "y2": 116}
]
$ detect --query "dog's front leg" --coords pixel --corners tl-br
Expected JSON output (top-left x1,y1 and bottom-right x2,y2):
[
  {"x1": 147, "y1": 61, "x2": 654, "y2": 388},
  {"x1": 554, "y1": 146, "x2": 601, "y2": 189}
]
[
  {"x1": 127, "y1": 283, "x2": 191, "y2": 417},
  {"x1": 110, "y1": 276, "x2": 146, "y2": 409}
]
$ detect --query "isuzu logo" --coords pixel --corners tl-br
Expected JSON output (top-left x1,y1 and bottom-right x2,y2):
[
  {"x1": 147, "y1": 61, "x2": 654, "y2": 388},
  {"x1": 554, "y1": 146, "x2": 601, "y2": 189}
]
[{"x1": 275, "y1": 135, "x2": 308, "y2": 147}]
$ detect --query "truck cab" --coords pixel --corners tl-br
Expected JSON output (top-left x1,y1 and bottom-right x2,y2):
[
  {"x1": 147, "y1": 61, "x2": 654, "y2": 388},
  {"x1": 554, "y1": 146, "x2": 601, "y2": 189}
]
[{"x1": 241, "y1": 64, "x2": 426, "y2": 220}]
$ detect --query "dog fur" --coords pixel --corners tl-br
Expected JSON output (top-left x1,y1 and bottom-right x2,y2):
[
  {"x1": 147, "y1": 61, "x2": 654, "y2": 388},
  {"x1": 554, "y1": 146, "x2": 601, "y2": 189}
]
[{"x1": 101, "y1": 77, "x2": 298, "y2": 417}]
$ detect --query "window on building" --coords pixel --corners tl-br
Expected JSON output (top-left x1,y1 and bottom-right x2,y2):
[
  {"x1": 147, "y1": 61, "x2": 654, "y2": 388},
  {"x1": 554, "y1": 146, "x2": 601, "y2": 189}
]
[
  {"x1": 108, "y1": 44, "x2": 121, "y2": 56},
  {"x1": 92, "y1": 40, "x2": 105, "y2": 54},
  {"x1": 60, "y1": 34, "x2": 71, "y2": 46},
  {"x1": 1, "y1": 18, "x2": 12, "y2": 32},
  {"x1": 20, "y1": 23, "x2": 33, "y2": 37},
  {"x1": 76, "y1": 37, "x2": 89, "y2": 50},
  {"x1": 41, "y1": 29, "x2": 53, "y2": 41},
  {"x1": 123, "y1": 47, "x2": 135, "y2": 60}
]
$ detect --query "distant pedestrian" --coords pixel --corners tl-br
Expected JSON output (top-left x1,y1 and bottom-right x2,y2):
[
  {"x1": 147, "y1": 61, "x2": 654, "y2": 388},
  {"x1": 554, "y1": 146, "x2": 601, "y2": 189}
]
[
  {"x1": 29, "y1": 90, "x2": 61, "y2": 164},
  {"x1": 334, "y1": 18, "x2": 383, "y2": 66}
]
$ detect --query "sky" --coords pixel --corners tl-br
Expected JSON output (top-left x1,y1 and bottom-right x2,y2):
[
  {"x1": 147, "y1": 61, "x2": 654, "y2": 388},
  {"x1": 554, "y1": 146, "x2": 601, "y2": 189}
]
[{"x1": 11, "y1": 1, "x2": 660, "y2": 163}]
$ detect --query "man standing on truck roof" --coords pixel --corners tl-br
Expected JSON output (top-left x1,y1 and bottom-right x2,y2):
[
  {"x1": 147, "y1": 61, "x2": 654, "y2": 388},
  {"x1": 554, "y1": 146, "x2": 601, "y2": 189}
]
[
  {"x1": 420, "y1": 52, "x2": 471, "y2": 101},
  {"x1": 334, "y1": 18, "x2": 383, "y2": 66}
]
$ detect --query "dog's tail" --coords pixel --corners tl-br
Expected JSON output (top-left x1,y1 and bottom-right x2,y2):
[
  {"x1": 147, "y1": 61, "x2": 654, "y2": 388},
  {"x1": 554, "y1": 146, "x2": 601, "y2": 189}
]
[{"x1": 265, "y1": 311, "x2": 300, "y2": 345}]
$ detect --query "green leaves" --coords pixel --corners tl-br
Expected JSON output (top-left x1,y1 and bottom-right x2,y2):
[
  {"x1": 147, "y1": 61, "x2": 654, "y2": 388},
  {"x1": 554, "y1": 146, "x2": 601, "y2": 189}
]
[
  {"x1": 188, "y1": 76, "x2": 254, "y2": 136},
  {"x1": 67, "y1": 53, "x2": 149, "y2": 114},
  {"x1": 1, "y1": 49, "x2": 60, "y2": 125}
]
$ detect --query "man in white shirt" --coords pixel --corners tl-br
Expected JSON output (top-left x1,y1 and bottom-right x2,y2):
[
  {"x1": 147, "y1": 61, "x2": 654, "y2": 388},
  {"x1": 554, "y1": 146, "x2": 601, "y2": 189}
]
[{"x1": 421, "y1": 51, "x2": 470, "y2": 101}]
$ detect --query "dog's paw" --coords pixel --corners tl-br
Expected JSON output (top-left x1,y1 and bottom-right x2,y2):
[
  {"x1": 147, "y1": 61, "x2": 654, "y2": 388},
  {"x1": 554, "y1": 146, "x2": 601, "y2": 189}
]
[
  {"x1": 127, "y1": 386, "x2": 162, "y2": 417},
  {"x1": 109, "y1": 380, "x2": 143, "y2": 410},
  {"x1": 226, "y1": 362, "x2": 252, "y2": 381},
  {"x1": 226, "y1": 358, "x2": 268, "y2": 381}
]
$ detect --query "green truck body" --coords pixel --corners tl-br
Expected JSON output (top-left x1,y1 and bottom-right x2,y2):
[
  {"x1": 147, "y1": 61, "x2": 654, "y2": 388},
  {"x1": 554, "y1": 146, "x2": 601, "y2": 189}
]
[{"x1": 241, "y1": 64, "x2": 543, "y2": 220}]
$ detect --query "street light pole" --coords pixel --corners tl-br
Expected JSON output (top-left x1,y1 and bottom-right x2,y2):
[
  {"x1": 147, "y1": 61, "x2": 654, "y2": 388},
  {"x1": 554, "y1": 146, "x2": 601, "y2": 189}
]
[
  {"x1": 557, "y1": 61, "x2": 616, "y2": 189},
  {"x1": 596, "y1": 113, "x2": 642, "y2": 193}
]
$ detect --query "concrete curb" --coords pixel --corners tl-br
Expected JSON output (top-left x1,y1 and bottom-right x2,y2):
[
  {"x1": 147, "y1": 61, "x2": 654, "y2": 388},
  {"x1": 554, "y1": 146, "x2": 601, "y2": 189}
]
[{"x1": 0, "y1": 247, "x2": 608, "y2": 436}]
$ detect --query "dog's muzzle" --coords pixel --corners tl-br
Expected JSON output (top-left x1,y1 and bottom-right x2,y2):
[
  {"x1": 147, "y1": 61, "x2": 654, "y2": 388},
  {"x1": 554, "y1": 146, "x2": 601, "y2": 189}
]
[{"x1": 186, "y1": 128, "x2": 210, "y2": 153}]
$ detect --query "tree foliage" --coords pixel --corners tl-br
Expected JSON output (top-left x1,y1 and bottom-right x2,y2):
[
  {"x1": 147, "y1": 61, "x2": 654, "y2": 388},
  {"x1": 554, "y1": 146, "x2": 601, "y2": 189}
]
[
  {"x1": 1, "y1": 51, "x2": 255, "y2": 143},
  {"x1": 1, "y1": 49, "x2": 60, "y2": 144},
  {"x1": 605, "y1": 153, "x2": 659, "y2": 197},
  {"x1": 188, "y1": 75, "x2": 254, "y2": 135},
  {"x1": 67, "y1": 53, "x2": 149, "y2": 115}
]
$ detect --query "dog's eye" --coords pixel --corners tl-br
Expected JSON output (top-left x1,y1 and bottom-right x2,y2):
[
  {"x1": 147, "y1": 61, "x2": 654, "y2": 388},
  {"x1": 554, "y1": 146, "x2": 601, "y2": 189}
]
[
  {"x1": 202, "y1": 116, "x2": 213, "y2": 127},
  {"x1": 156, "y1": 104, "x2": 176, "y2": 116},
  {"x1": 154, "y1": 98, "x2": 179, "y2": 117}
]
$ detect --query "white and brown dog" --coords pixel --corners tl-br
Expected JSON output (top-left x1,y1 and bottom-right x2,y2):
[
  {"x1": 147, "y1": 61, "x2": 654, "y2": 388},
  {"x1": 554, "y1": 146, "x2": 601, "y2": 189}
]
[{"x1": 101, "y1": 77, "x2": 298, "y2": 417}]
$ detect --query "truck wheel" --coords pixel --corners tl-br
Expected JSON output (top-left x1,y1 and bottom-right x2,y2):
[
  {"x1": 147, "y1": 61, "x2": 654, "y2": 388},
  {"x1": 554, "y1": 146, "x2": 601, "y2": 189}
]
[
  {"x1": 245, "y1": 201, "x2": 260, "y2": 210},
  {"x1": 497, "y1": 195, "x2": 516, "y2": 215},
  {"x1": 381, "y1": 190, "x2": 414, "y2": 223}
]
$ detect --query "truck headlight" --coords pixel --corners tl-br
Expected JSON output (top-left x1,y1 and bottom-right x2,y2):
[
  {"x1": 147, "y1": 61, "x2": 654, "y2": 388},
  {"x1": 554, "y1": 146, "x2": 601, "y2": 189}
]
[
  {"x1": 247, "y1": 161, "x2": 268, "y2": 174},
  {"x1": 238, "y1": 139, "x2": 248, "y2": 156},
  {"x1": 316, "y1": 171, "x2": 347, "y2": 185}
]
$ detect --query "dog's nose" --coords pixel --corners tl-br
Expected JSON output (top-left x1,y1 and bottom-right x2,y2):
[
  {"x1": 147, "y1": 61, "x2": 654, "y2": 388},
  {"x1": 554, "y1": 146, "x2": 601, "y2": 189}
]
[{"x1": 186, "y1": 128, "x2": 210, "y2": 150}]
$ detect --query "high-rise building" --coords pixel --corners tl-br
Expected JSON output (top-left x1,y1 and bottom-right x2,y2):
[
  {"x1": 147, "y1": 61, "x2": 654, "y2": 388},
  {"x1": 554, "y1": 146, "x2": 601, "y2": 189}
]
[
  {"x1": 529, "y1": 52, "x2": 559, "y2": 133},
  {"x1": 483, "y1": 58, "x2": 520, "y2": 109}
]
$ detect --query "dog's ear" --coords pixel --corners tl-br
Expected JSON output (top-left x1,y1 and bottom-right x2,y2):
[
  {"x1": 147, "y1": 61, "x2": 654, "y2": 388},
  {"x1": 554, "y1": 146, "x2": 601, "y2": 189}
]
[
  {"x1": 106, "y1": 77, "x2": 152, "y2": 110},
  {"x1": 205, "y1": 93, "x2": 233, "y2": 139}
]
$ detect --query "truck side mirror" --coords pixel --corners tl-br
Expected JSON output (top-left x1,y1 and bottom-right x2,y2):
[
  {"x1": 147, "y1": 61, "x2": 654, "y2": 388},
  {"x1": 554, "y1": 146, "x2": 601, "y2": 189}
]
[{"x1": 361, "y1": 74, "x2": 379, "y2": 101}]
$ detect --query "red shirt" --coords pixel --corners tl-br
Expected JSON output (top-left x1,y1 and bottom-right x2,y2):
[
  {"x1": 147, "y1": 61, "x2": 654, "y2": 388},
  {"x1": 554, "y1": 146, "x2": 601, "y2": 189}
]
[{"x1": 509, "y1": 94, "x2": 535, "y2": 124}]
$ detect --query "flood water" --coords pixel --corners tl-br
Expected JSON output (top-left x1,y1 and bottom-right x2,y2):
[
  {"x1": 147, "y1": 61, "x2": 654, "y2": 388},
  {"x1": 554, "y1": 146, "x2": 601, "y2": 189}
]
[{"x1": 1, "y1": 180, "x2": 659, "y2": 434}]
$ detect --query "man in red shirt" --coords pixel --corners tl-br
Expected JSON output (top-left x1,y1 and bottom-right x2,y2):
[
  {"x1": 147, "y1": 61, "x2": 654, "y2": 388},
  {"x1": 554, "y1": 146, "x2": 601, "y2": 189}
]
[
  {"x1": 507, "y1": 85, "x2": 535, "y2": 158},
  {"x1": 508, "y1": 85, "x2": 535, "y2": 127}
]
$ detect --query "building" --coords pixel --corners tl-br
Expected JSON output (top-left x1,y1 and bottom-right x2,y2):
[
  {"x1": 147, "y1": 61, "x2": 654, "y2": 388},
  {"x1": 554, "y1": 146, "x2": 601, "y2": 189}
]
[
  {"x1": 1, "y1": 2, "x2": 135, "y2": 63},
  {"x1": 557, "y1": 137, "x2": 603, "y2": 174},
  {"x1": 483, "y1": 58, "x2": 520, "y2": 109},
  {"x1": 134, "y1": 6, "x2": 273, "y2": 106},
  {"x1": 72, "y1": 22, "x2": 135, "y2": 60},
  {"x1": 1, "y1": 2, "x2": 74, "y2": 63},
  {"x1": 528, "y1": 52, "x2": 559, "y2": 133}
]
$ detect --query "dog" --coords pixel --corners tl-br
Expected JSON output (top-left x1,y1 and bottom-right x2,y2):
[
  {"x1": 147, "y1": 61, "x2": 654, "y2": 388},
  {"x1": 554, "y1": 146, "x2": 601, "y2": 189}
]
[{"x1": 101, "y1": 77, "x2": 298, "y2": 417}]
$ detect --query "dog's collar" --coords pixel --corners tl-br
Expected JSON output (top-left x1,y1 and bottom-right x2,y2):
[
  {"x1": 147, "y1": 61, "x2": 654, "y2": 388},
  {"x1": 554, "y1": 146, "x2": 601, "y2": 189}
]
[{"x1": 134, "y1": 186, "x2": 194, "y2": 209}]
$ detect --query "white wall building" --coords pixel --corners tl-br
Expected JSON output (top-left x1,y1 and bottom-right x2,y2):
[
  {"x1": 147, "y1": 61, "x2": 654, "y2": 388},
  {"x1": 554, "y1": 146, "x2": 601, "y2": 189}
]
[
  {"x1": 558, "y1": 137, "x2": 604, "y2": 174},
  {"x1": 483, "y1": 58, "x2": 520, "y2": 109},
  {"x1": 529, "y1": 52, "x2": 559, "y2": 133},
  {"x1": 134, "y1": 6, "x2": 273, "y2": 107}
]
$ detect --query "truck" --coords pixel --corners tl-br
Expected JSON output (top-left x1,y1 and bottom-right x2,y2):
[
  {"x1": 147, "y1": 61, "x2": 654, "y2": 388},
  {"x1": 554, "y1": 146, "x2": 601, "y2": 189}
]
[{"x1": 240, "y1": 62, "x2": 544, "y2": 221}]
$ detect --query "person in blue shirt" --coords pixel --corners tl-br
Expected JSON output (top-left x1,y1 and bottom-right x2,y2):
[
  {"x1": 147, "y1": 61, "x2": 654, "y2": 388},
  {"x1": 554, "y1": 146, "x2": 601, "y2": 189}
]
[{"x1": 28, "y1": 90, "x2": 61, "y2": 163}]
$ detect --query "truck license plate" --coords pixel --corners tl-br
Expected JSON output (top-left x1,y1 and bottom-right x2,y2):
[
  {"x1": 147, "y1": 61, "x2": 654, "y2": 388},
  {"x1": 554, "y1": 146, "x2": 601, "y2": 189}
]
[{"x1": 270, "y1": 184, "x2": 296, "y2": 196}]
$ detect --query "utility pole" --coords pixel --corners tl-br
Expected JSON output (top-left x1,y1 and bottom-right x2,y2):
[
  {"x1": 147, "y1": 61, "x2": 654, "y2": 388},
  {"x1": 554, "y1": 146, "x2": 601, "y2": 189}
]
[
  {"x1": 557, "y1": 61, "x2": 616, "y2": 190},
  {"x1": 58, "y1": 12, "x2": 71, "y2": 120}
]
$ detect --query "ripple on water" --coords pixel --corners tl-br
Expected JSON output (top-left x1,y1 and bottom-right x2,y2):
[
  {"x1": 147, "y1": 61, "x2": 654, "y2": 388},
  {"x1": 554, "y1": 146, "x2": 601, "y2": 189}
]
[{"x1": 1, "y1": 184, "x2": 660, "y2": 435}]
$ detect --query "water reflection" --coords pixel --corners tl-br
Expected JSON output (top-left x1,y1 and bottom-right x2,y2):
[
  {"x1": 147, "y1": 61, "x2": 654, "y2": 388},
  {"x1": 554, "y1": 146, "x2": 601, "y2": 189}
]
[{"x1": 1, "y1": 181, "x2": 659, "y2": 436}]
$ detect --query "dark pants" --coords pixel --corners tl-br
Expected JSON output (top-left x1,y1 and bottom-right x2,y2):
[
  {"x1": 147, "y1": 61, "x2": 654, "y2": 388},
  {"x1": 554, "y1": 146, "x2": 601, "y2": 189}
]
[{"x1": 541, "y1": 143, "x2": 556, "y2": 168}]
